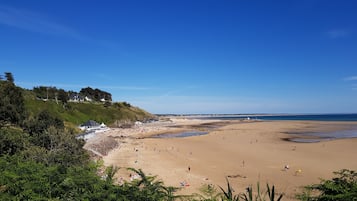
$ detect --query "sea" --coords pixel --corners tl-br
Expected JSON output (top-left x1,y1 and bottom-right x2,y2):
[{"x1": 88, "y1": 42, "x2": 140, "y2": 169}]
[
  {"x1": 156, "y1": 114, "x2": 357, "y2": 142},
  {"x1": 195, "y1": 113, "x2": 357, "y2": 121}
]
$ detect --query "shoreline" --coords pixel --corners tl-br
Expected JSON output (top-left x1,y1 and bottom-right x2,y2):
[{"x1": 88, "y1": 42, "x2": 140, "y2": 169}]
[{"x1": 85, "y1": 118, "x2": 357, "y2": 200}]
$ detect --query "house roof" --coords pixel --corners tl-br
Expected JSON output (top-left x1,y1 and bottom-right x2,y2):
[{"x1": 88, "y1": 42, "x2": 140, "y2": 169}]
[{"x1": 81, "y1": 120, "x2": 100, "y2": 127}]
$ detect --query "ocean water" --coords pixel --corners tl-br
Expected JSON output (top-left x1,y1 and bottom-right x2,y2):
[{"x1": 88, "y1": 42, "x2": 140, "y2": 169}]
[
  {"x1": 287, "y1": 129, "x2": 357, "y2": 143},
  {"x1": 198, "y1": 113, "x2": 357, "y2": 142},
  {"x1": 197, "y1": 113, "x2": 357, "y2": 121},
  {"x1": 160, "y1": 114, "x2": 357, "y2": 142}
]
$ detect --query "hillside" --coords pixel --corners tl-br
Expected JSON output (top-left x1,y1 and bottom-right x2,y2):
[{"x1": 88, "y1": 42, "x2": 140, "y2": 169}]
[{"x1": 23, "y1": 89, "x2": 156, "y2": 129}]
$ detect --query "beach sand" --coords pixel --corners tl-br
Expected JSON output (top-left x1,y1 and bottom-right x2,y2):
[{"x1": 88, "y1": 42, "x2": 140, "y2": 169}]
[{"x1": 96, "y1": 119, "x2": 357, "y2": 200}]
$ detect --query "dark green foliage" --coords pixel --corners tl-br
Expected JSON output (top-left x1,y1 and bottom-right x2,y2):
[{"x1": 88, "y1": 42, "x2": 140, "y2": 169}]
[
  {"x1": 219, "y1": 178, "x2": 240, "y2": 201},
  {"x1": 19, "y1": 145, "x2": 49, "y2": 163},
  {"x1": 32, "y1": 86, "x2": 69, "y2": 104},
  {"x1": 0, "y1": 158, "x2": 182, "y2": 201},
  {"x1": 24, "y1": 110, "x2": 65, "y2": 150},
  {"x1": 44, "y1": 127, "x2": 88, "y2": 167},
  {"x1": 33, "y1": 86, "x2": 56, "y2": 100},
  {"x1": 0, "y1": 78, "x2": 26, "y2": 126},
  {"x1": 217, "y1": 180, "x2": 283, "y2": 201},
  {"x1": 123, "y1": 101, "x2": 131, "y2": 107},
  {"x1": 57, "y1": 88, "x2": 68, "y2": 104},
  {"x1": 0, "y1": 127, "x2": 29, "y2": 156},
  {"x1": 125, "y1": 168, "x2": 181, "y2": 201},
  {"x1": 0, "y1": 156, "x2": 55, "y2": 200},
  {"x1": 297, "y1": 169, "x2": 357, "y2": 201},
  {"x1": 80, "y1": 86, "x2": 112, "y2": 102},
  {"x1": 192, "y1": 184, "x2": 222, "y2": 201},
  {"x1": 104, "y1": 100, "x2": 112, "y2": 107},
  {"x1": 267, "y1": 184, "x2": 283, "y2": 201},
  {"x1": 5, "y1": 72, "x2": 14, "y2": 83},
  {"x1": 241, "y1": 183, "x2": 283, "y2": 201},
  {"x1": 105, "y1": 165, "x2": 120, "y2": 184},
  {"x1": 0, "y1": 156, "x2": 121, "y2": 201},
  {"x1": 33, "y1": 86, "x2": 48, "y2": 99},
  {"x1": 24, "y1": 110, "x2": 64, "y2": 135},
  {"x1": 33, "y1": 86, "x2": 112, "y2": 103}
]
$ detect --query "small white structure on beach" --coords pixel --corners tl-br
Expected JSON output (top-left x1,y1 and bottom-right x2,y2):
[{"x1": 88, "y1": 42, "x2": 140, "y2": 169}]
[
  {"x1": 135, "y1": 121, "x2": 143, "y2": 126},
  {"x1": 79, "y1": 120, "x2": 108, "y2": 132},
  {"x1": 77, "y1": 120, "x2": 109, "y2": 140},
  {"x1": 79, "y1": 120, "x2": 100, "y2": 131}
]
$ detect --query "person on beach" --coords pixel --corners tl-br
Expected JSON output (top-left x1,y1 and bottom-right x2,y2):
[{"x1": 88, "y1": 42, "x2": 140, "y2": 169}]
[
  {"x1": 284, "y1": 164, "x2": 290, "y2": 171},
  {"x1": 188, "y1": 166, "x2": 191, "y2": 172}
]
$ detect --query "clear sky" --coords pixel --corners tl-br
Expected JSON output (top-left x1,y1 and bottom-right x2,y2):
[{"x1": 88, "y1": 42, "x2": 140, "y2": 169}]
[{"x1": 1, "y1": 0, "x2": 356, "y2": 114}]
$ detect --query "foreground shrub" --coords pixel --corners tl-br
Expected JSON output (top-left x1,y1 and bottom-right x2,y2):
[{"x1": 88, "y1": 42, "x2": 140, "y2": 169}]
[
  {"x1": 296, "y1": 169, "x2": 357, "y2": 201},
  {"x1": 190, "y1": 178, "x2": 283, "y2": 201}
]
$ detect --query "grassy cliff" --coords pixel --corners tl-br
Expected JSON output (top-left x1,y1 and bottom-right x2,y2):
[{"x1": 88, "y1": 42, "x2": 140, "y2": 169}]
[{"x1": 23, "y1": 90, "x2": 156, "y2": 128}]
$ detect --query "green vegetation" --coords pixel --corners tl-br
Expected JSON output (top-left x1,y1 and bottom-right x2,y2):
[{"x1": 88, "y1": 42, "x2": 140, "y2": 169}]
[
  {"x1": 19, "y1": 75, "x2": 155, "y2": 128},
  {"x1": 0, "y1": 75, "x2": 25, "y2": 126},
  {"x1": 80, "y1": 86, "x2": 112, "y2": 102},
  {"x1": 217, "y1": 180, "x2": 283, "y2": 201},
  {"x1": 296, "y1": 169, "x2": 357, "y2": 201},
  {"x1": 24, "y1": 98, "x2": 154, "y2": 127},
  {"x1": 1, "y1": 72, "x2": 356, "y2": 200},
  {"x1": 32, "y1": 85, "x2": 112, "y2": 103},
  {"x1": 0, "y1": 72, "x2": 176, "y2": 200}
]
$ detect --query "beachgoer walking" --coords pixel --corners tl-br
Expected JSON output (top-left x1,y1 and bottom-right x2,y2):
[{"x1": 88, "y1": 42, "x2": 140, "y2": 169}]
[{"x1": 188, "y1": 166, "x2": 191, "y2": 172}]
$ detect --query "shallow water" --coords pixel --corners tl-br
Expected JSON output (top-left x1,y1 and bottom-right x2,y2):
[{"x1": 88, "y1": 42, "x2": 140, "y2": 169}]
[
  {"x1": 197, "y1": 113, "x2": 357, "y2": 121},
  {"x1": 152, "y1": 128, "x2": 357, "y2": 143},
  {"x1": 288, "y1": 129, "x2": 357, "y2": 143},
  {"x1": 151, "y1": 131, "x2": 209, "y2": 138}
]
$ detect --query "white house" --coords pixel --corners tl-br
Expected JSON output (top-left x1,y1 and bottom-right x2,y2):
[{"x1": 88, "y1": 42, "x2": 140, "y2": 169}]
[{"x1": 79, "y1": 120, "x2": 109, "y2": 132}]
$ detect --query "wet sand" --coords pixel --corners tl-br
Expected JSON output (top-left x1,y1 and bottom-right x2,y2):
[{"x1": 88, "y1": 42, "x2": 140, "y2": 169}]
[{"x1": 97, "y1": 119, "x2": 357, "y2": 200}]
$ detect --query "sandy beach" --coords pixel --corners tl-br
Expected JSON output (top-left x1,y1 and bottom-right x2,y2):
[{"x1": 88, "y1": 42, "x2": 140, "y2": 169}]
[{"x1": 86, "y1": 118, "x2": 357, "y2": 200}]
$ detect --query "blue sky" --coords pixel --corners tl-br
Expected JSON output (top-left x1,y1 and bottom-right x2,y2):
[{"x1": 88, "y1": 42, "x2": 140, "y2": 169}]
[{"x1": 1, "y1": 0, "x2": 356, "y2": 114}]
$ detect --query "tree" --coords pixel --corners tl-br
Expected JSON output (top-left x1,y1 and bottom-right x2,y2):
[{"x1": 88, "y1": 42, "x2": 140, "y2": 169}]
[
  {"x1": 80, "y1": 87, "x2": 112, "y2": 102},
  {"x1": 33, "y1": 86, "x2": 47, "y2": 99},
  {"x1": 0, "y1": 80, "x2": 25, "y2": 126},
  {"x1": 57, "y1": 89, "x2": 68, "y2": 104},
  {"x1": 5, "y1": 72, "x2": 14, "y2": 83}
]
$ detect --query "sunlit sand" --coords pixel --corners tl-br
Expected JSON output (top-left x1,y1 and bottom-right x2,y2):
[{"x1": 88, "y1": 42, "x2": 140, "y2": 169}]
[{"x1": 86, "y1": 118, "x2": 357, "y2": 200}]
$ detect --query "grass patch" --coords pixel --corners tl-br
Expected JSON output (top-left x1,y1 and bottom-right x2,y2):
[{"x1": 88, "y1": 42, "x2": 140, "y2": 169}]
[{"x1": 24, "y1": 99, "x2": 155, "y2": 128}]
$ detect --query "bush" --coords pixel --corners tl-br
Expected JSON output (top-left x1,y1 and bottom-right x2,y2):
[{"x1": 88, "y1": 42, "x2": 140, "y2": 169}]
[
  {"x1": 297, "y1": 169, "x2": 357, "y2": 201},
  {"x1": 0, "y1": 127, "x2": 29, "y2": 156}
]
